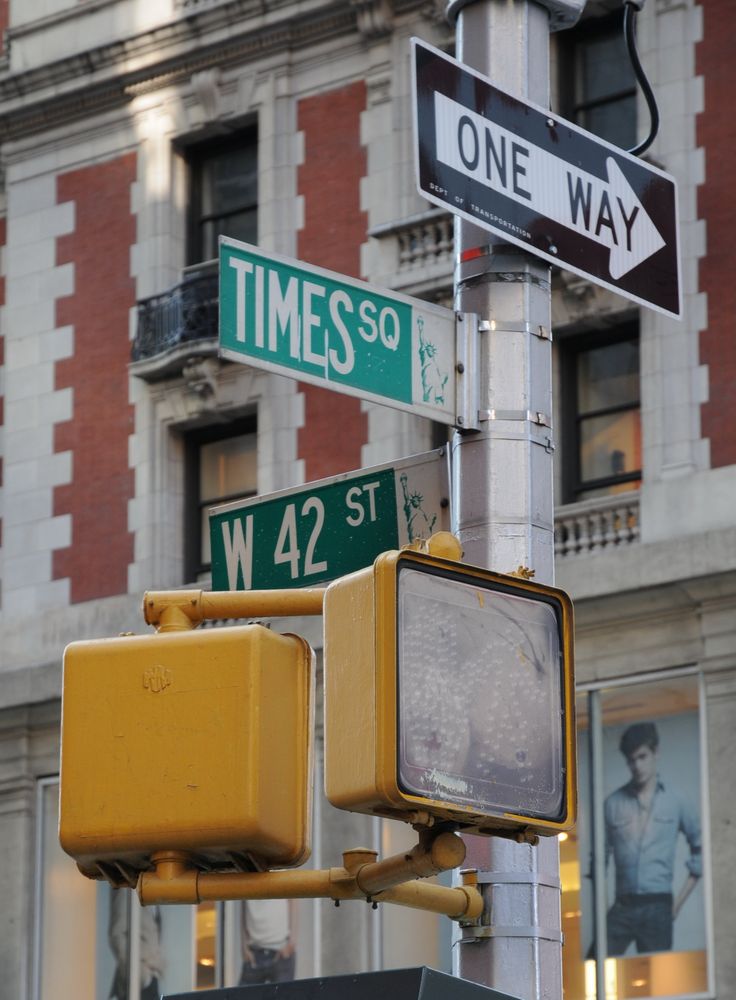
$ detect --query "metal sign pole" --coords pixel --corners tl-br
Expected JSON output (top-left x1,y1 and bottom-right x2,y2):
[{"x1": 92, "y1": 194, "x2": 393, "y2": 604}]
[{"x1": 448, "y1": 0, "x2": 563, "y2": 997}]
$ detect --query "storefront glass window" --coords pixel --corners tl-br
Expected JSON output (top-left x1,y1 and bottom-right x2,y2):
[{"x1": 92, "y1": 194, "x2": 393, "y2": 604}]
[
  {"x1": 35, "y1": 778, "x2": 98, "y2": 1000},
  {"x1": 34, "y1": 780, "x2": 228, "y2": 999},
  {"x1": 562, "y1": 673, "x2": 711, "y2": 999}
]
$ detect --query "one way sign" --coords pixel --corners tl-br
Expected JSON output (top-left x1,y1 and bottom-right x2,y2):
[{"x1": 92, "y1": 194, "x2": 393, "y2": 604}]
[{"x1": 412, "y1": 39, "x2": 681, "y2": 319}]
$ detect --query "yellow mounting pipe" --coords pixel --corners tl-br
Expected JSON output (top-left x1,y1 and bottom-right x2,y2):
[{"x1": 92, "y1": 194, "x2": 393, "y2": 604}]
[
  {"x1": 375, "y1": 878, "x2": 481, "y2": 919},
  {"x1": 346, "y1": 832, "x2": 467, "y2": 895},
  {"x1": 143, "y1": 588, "x2": 327, "y2": 628},
  {"x1": 138, "y1": 840, "x2": 482, "y2": 922}
]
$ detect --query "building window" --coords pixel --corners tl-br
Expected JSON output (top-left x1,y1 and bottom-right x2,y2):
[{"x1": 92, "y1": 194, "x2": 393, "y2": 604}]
[
  {"x1": 34, "y1": 775, "x2": 316, "y2": 996},
  {"x1": 33, "y1": 777, "x2": 98, "y2": 1000},
  {"x1": 558, "y1": 11, "x2": 637, "y2": 151},
  {"x1": 184, "y1": 417, "x2": 257, "y2": 583},
  {"x1": 561, "y1": 671, "x2": 710, "y2": 999},
  {"x1": 560, "y1": 323, "x2": 641, "y2": 504},
  {"x1": 186, "y1": 126, "x2": 258, "y2": 264}
]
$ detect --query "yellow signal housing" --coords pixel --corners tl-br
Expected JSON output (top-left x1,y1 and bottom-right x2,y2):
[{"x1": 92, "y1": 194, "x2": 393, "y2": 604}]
[
  {"x1": 324, "y1": 549, "x2": 576, "y2": 838},
  {"x1": 60, "y1": 625, "x2": 314, "y2": 884}
]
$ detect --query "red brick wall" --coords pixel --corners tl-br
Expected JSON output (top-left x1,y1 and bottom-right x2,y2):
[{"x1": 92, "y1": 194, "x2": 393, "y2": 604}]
[
  {"x1": 697, "y1": 0, "x2": 736, "y2": 467},
  {"x1": 0, "y1": 2, "x2": 8, "y2": 55},
  {"x1": 53, "y1": 154, "x2": 136, "y2": 603},
  {"x1": 296, "y1": 82, "x2": 368, "y2": 481}
]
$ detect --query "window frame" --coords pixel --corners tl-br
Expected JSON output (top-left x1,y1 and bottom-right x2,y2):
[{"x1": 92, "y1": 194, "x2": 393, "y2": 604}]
[
  {"x1": 185, "y1": 125, "x2": 258, "y2": 266},
  {"x1": 183, "y1": 415, "x2": 258, "y2": 583},
  {"x1": 557, "y1": 9, "x2": 637, "y2": 152},
  {"x1": 559, "y1": 320, "x2": 641, "y2": 505}
]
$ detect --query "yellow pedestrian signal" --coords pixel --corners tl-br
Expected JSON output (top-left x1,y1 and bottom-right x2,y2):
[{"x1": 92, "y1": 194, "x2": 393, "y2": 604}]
[
  {"x1": 60, "y1": 625, "x2": 314, "y2": 885},
  {"x1": 323, "y1": 550, "x2": 576, "y2": 838}
]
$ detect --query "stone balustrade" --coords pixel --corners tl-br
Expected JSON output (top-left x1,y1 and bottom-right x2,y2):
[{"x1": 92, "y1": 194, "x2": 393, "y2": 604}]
[{"x1": 554, "y1": 492, "x2": 640, "y2": 558}]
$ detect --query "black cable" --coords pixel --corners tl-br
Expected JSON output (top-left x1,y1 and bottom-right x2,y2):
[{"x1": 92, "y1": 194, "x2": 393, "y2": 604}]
[{"x1": 623, "y1": 0, "x2": 660, "y2": 156}]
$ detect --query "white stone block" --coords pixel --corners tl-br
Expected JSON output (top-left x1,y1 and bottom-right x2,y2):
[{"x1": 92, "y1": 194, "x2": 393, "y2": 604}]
[
  {"x1": 3, "y1": 550, "x2": 53, "y2": 589},
  {"x1": 693, "y1": 364, "x2": 709, "y2": 404},
  {"x1": 3, "y1": 488, "x2": 54, "y2": 526},
  {"x1": 5, "y1": 362, "x2": 54, "y2": 402},
  {"x1": 4, "y1": 425, "x2": 54, "y2": 465},
  {"x1": 3, "y1": 578, "x2": 70, "y2": 616},
  {"x1": 7, "y1": 175, "x2": 56, "y2": 219},
  {"x1": 39, "y1": 325, "x2": 74, "y2": 362},
  {"x1": 7, "y1": 201, "x2": 75, "y2": 249},
  {"x1": 4, "y1": 300, "x2": 55, "y2": 339},
  {"x1": 5, "y1": 240, "x2": 55, "y2": 280},
  {"x1": 44, "y1": 387, "x2": 74, "y2": 424},
  {"x1": 5, "y1": 397, "x2": 42, "y2": 432},
  {"x1": 45, "y1": 262, "x2": 75, "y2": 301},
  {"x1": 6, "y1": 273, "x2": 44, "y2": 310},
  {"x1": 4, "y1": 515, "x2": 71, "y2": 556},
  {"x1": 687, "y1": 292, "x2": 707, "y2": 332}
]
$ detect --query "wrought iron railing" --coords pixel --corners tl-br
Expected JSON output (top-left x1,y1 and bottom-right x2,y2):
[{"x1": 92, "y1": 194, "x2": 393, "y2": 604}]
[
  {"x1": 132, "y1": 263, "x2": 218, "y2": 363},
  {"x1": 554, "y1": 492, "x2": 640, "y2": 558}
]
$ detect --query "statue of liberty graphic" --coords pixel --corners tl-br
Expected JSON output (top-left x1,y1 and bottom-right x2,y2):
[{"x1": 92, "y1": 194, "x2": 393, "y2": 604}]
[
  {"x1": 417, "y1": 317, "x2": 449, "y2": 405},
  {"x1": 400, "y1": 473, "x2": 437, "y2": 543}
]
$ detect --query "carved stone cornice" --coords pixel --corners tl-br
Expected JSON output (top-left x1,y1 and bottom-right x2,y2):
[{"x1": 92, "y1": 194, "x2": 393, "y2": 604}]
[
  {"x1": 0, "y1": 0, "x2": 362, "y2": 143},
  {"x1": 351, "y1": 0, "x2": 394, "y2": 39}
]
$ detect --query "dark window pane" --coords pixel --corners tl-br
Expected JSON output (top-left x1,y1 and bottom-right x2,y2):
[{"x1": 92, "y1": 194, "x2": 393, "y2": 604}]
[
  {"x1": 201, "y1": 147, "x2": 257, "y2": 216},
  {"x1": 201, "y1": 207, "x2": 257, "y2": 259},
  {"x1": 580, "y1": 34, "x2": 634, "y2": 104},
  {"x1": 581, "y1": 96, "x2": 637, "y2": 150},
  {"x1": 559, "y1": 322, "x2": 641, "y2": 504},
  {"x1": 188, "y1": 130, "x2": 258, "y2": 264},
  {"x1": 577, "y1": 339, "x2": 639, "y2": 413},
  {"x1": 561, "y1": 13, "x2": 638, "y2": 150}
]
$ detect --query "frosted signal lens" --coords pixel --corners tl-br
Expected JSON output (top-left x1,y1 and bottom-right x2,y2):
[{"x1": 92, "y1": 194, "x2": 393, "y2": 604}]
[{"x1": 397, "y1": 567, "x2": 565, "y2": 820}]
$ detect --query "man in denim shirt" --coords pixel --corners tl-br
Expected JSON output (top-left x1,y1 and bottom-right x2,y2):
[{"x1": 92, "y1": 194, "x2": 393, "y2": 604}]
[{"x1": 605, "y1": 721, "x2": 702, "y2": 954}]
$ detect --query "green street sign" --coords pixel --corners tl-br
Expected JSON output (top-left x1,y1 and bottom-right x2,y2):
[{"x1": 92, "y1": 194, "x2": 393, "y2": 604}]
[
  {"x1": 209, "y1": 451, "x2": 450, "y2": 591},
  {"x1": 219, "y1": 238, "x2": 462, "y2": 425}
]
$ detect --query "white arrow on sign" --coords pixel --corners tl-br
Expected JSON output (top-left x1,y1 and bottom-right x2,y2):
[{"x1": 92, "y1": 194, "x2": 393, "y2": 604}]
[{"x1": 434, "y1": 92, "x2": 665, "y2": 280}]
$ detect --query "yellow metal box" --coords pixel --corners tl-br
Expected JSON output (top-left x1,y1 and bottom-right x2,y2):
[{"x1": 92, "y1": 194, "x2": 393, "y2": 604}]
[
  {"x1": 60, "y1": 625, "x2": 314, "y2": 882},
  {"x1": 324, "y1": 549, "x2": 576, "y2": 838}
]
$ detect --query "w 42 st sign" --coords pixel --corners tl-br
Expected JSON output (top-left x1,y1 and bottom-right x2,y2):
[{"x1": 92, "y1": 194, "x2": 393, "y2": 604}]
[{"x1": 413, "y1": 39, "x2": 681, "y2": 319}]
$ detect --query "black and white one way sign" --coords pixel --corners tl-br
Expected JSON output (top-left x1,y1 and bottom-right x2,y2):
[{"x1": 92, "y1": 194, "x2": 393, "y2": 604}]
[{"x1": 413, "y1": 39, "x2": 681, "y2": 318}]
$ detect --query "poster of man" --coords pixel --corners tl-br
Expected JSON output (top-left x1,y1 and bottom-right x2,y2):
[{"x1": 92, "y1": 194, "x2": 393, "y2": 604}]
[
  {"x1": 603, "y1": 721, "x2": 703, "y2": 955},
  {"x1": 577, "y1": 705, "x2": 707, "y2": 962}
]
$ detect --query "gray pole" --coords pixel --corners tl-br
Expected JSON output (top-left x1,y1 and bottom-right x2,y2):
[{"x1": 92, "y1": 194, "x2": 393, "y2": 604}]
[{"x1": 446, "y1": 0, "x2": 577, "y2": 997}]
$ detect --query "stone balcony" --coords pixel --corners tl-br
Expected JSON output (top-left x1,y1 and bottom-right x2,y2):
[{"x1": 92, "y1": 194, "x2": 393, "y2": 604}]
[
  {"x1": 554, "y1": 491, "x2": 641, "y2": 559},
  {"x1": 131, "y1": 262, "x2": 219, "y2": 381}
]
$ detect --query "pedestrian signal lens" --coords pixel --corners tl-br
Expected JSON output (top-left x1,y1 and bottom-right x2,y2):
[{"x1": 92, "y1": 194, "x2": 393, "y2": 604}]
[
  {"x1": 398, "y1": 565, "x2": 565, "y2": 820},
  {"x1": 323, "y1": 549, "x2": 575, "y2": 837}
]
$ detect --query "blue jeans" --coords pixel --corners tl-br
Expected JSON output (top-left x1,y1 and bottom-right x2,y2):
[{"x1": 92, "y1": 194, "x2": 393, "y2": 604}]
[
  {"x1": 239, "y1": 948, "x2": 295, "y2": 985},
  {"x1": 606, "y1": 894, "x2": 673, "y2": 955}
]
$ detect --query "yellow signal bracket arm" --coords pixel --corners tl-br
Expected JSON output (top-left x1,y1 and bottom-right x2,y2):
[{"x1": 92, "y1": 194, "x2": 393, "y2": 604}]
[
  {"x1": 142, "y1": 531, "x2": 463, "y2": 629},
  {"x1": 138, "y1": 832, "x2": 482, "y2": 923},
  {"x1": 143, "y1": 587, "x2": 327, "y2": 630}
]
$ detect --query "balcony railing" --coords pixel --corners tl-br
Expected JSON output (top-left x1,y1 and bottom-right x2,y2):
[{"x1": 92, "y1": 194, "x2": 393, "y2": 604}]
[
  {"x1": 368, "y1": 209, "x2": 454, "y2": 298},
  {"x1": 395, "y1": 211, "x2": 454, "y2": 273},
  {"x1": 554, "y1": 492, "x2": 640, "y2": 559},
  {"x1": 132, "y1": 263, "x2": 218, "y2": 368}
]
